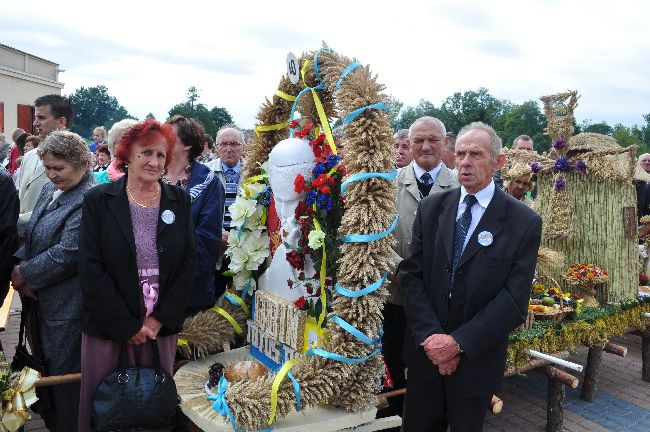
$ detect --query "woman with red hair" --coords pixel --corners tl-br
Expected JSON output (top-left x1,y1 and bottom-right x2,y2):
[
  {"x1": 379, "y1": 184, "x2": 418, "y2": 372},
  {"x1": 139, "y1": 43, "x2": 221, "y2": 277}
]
[{"x1": 77, "y1": 119, "x2": 196, "y2": 431}]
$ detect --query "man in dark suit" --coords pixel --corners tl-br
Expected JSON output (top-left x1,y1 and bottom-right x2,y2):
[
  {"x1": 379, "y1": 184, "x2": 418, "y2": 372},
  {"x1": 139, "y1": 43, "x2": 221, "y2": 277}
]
[{"x1": 401, "y1": 121, "x2": 542, "y2": 431}]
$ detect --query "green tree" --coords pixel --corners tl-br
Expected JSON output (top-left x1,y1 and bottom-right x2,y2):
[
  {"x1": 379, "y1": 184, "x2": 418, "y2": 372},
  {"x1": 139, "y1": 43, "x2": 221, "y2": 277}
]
[
  {"x1": 168, "y1": 87, "x2": 234, "y2": 138},
  {"x1": 393, "y1": 99, "x2": 441, "y2": 131},
  {"x1": 501, "y1": 100, "x2": 549, "y2": 152},
  {"x1": 580, "y1": 120, "x2": 613, "y2": 136},
  {"x1": 67, "y1": 85, "x2": 135, "y2": 138},
  {"x1": 439, "y1": 88, "x2": 511, "y2": 134},
  {"x1": 210, "y1": 106, "x2": 234, "y2": 132}
]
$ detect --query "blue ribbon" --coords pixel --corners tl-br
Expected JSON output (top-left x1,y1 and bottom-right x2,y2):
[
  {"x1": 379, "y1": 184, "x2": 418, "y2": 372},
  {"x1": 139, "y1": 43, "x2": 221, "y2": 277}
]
[
  {"x1": 335, "y1": 274, "x2": 387, "y2": 298},
  {"x1": 335, "y1": 61, "x2": 362, "y2": 93},
  {"x1": 208, "y1": 377, "x2": 239, "y2": 431},
  {"x1": 312, "y1": 48, "x2": 333, "y2": 83},
  {"x1": 340, "y1": 169, "x2": 398, "y2": 196},
  {"x1": 307, "y1": 345, "x2": 382, "y2": 364},
  {"x1": 208, "y1": 376, "x2": 274, "y2": 432},
  {"x1": 287, "y1": 371, "x2": 302, "y2": 412},
  {"x1": 342, "y1": 102, "x2": 389, "y2": 126},
  {"x1": 342, "y1": 213, "x2": 398, "y2": 243},
  {"x1": 242, "y1": 278, "x2": 252, "y2": 299},
  {"x1": 332, "y1": 315, "x2": 381, "y2": 346}
]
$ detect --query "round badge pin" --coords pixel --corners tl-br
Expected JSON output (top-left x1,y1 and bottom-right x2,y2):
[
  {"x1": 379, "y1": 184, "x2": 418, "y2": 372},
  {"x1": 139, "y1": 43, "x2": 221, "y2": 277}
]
[
  {"x1": 477, "y1": 231, "x2": 493, "y2": 246},
  {"x1": 161, "y1": 210, "x2": 175, "y2": 225}
]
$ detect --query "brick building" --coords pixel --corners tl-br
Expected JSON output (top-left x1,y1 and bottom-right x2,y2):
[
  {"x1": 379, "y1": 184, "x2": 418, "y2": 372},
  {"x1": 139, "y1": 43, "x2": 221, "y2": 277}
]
[{"x1": 0, "y1": 43, "x2": 64, "y2": 139}]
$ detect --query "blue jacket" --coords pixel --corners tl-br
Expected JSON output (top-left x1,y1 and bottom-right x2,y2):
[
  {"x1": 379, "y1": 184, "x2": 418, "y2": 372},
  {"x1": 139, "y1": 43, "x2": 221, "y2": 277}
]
[{"x1": 187, "y1": 161, "x2": 225, "y2": 308}]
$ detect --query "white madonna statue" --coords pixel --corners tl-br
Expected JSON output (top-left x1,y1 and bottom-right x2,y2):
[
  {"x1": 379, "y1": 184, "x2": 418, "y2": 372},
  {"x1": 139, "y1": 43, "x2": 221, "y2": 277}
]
[{"x1": 258, "y1": 137, "x2": 318, "y2": 302}]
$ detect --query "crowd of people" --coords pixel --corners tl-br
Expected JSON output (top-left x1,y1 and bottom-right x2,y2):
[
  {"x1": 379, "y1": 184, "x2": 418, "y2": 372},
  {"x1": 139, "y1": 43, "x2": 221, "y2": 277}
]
[{"x1": 0, "y1": 93, "x2": 645, "y2": 432}]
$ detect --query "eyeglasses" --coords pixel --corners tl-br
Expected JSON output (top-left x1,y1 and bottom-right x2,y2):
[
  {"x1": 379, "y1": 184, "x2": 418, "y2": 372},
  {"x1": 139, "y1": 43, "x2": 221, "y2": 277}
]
[{"x1": 218, "y1": 141, "x2": 242, "y2": 148}]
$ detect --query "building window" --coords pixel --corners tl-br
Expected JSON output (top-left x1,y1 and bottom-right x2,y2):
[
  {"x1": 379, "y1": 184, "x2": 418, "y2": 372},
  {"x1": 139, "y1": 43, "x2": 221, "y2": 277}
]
[{"x1": 17, "y1": 104, "x2": 34, "y2": 134}]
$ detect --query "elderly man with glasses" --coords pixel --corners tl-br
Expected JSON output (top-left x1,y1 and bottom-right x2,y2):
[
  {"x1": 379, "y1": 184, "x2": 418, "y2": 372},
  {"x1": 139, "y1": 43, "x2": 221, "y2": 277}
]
[{"x1": 205, "y1": 126, "x2": 245, "y2": 297}]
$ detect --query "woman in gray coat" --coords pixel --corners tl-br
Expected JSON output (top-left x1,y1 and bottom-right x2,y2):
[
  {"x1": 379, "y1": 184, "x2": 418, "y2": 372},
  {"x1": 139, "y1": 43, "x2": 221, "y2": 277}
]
[{"x1": 11, "y1": 131, "x2": 97, "y2": 431}]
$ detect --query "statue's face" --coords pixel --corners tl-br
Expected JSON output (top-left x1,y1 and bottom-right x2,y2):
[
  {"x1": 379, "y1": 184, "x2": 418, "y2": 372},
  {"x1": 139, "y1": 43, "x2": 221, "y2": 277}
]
[{"x1": 268, "y1": 137, "x2": 316, "y2": 221}]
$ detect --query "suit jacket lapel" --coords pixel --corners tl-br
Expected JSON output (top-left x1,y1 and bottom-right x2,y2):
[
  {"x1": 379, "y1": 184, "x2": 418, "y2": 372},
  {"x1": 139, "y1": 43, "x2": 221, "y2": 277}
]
[
  {"x1": 402, "y1": 164, "x2": 421, "y2": 204},
  {"x1": 439, "y1": 188, "x2": 461, "y2": 265},
  {"x1": 157, "y1": 182, "x2": 178, "y2": 237},
  {"x1": 24, "y1": 185, "x2": 52, "y2": 249},
  {"x1": 457, "y1": 187, "x2": 506, "y2": 269},
  {"x1": 106, "y1": 177, "x2": 136, "y2": 257}
]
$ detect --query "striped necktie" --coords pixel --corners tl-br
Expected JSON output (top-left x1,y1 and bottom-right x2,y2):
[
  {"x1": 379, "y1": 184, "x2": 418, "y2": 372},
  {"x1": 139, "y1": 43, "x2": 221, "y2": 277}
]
[{"x1": 449, "y1": 194, "x2": 477, "y2": 294}]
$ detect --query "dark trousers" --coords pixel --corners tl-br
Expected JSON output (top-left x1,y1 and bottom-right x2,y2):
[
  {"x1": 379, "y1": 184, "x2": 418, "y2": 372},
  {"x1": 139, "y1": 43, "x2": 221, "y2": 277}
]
[
  {"x1": 379, "y1": 302, "x2": 407, "y2": 420},
  {"x1": 403, "y1": 373, "x2": 491, "y2": 432}
]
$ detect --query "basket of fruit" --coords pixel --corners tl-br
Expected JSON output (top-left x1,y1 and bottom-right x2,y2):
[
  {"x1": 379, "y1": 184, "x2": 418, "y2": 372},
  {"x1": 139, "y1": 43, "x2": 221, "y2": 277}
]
[{"x1": 529, "y1": 275, "x2": 574, "y2": 321}]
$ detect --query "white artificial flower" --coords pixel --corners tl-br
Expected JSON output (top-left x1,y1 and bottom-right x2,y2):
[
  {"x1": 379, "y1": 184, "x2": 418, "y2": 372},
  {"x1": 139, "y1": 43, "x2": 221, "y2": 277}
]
[
  {"x1": 228, "y1": 247, "x2": 249, "y2": 273},
  {"x1": 308, "y1": 229, "x2": 326, "y2": 249},
  {"x1": 240, "y1": 230, "x2": 270, "y2": 270},
  {"x1": 244, "y1": 182, "x2": 266, "y2": 199},
  {"x1": 229, "y1": 197, "x2": 258, "y2": 228},
  {"x1": 233, "y1": 270, "x2": 254, "y2": 290}
]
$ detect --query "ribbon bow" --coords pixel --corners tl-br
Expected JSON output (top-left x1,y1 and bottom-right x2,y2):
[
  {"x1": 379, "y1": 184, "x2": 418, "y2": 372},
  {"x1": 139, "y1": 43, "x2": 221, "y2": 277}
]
[{"x1": 1, "y1": 367, "x2": 40, "y2": 432}]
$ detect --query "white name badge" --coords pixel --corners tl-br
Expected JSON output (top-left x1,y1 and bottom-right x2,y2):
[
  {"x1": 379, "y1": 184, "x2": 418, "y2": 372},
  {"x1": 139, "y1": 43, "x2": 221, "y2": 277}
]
[
  {"x1": 477, "y1": 231, "x2": 493, "y2": 246},
  {"x1": 161, "y1": 209, "x2": 175, "y2": 225}
]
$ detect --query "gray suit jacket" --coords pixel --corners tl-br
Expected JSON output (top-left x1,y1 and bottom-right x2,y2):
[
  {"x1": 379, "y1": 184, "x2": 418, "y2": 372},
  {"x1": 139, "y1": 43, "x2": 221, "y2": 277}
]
[
  {"x1": 388, "y1": 162, "x2": 459, "y2": 305},
  {"x1": 15, "y1": 172, "x2": 97, "y2": 322}
]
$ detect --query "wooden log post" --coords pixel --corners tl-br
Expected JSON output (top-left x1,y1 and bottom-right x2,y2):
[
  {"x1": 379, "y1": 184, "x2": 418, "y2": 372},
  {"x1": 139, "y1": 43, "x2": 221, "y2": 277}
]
[
  {"x1": 603, "y1": 342, "x2": 627, "y2": 357},
  {"x1": 641, "y1": 330, "x2": 650, "y2": 382},
  {"x1": 581, "y1": 344, "x2": 603, "y2": 402},
  {"x1": 546, "y1": 371, "x2": 565, "y2": 432},
  {"x1": 545, "y1": 366, "x2": 579, "y2": 389}
]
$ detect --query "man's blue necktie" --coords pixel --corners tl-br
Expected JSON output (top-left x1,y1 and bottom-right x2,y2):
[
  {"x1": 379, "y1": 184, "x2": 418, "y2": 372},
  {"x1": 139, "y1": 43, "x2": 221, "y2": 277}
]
[
  {"x1": 449, "y1": 194, "x2": 477, "y2": 293},
  {"x1": 420, "y1": 172, "x2": 433, "y2": 185}
]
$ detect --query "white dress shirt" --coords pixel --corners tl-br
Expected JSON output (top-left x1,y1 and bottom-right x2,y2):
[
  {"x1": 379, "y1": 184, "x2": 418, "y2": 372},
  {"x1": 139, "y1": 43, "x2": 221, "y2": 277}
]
[
  {"x1": 412, "y1": 161, "x2": 443, "y2": 184},
  {"x1": 456, "y1": 180, "x2": 496, "y2": 252}
]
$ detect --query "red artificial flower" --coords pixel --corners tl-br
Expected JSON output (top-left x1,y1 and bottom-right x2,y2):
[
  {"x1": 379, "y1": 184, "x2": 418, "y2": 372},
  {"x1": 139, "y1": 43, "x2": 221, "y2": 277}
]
[
  {"x1": 328, "y1": 177, "x2": 335, "y2": 185},
  {"x1": 286, "y1": 250, "x2": 305, "y2": 270},
  {"x1": 294, "y1": 296, "x2": 308, "y2": 310},
  {"x1": 295, "y1": 201, "x2": 315, "y2": 218},
  {"x1": 289, "y1": 120, "x2": 299, "y2": 129},
  {"x1": 641, "y1": 273, "x2": 649, "y2": 284},
  {"x1": 320, "y1": 185, "x2": 331, "y2": 195},
  {"x1": 295, "y1": 123, "x2": 313, "y2": 138},
  {"x1": 294, "y1": 174, "x2": 306, "y2": 193},
  {"x1": 312, "y1": 174, "x2": 328, "y2": 187},
  {"x1": 310, "y1": 134, "x2": 326, "y2": 146}
]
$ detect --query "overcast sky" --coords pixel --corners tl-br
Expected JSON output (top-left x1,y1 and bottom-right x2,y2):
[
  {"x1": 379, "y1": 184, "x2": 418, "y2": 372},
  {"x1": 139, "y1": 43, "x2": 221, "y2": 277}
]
[{"x1": 2, "y1": 0, "x2": 648, "y2": 130}]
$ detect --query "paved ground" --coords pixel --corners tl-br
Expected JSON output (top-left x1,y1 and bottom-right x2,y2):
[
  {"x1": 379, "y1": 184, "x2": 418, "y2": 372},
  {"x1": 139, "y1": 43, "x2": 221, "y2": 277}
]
[{"x1": 1, "y1": 292, "x2": 649, "y2": 431}]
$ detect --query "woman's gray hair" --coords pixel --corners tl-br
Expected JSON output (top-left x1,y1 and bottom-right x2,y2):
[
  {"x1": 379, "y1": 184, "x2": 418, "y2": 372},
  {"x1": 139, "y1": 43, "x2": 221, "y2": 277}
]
[
  {"x1": 108, "y1": 119, "x2": 137, "y2": 157},
  {"x1": 456, "y1": 121, "x2": 502, "y2": 159},
  {"x1": 37, "y1": 131, "x2": 91, "y2": 169}
]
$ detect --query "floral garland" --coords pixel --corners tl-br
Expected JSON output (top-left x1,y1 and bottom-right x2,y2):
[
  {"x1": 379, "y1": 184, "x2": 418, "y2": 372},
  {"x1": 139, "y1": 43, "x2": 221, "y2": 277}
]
[
  {"x1": 288, "y1": 121, "x2": 346, "y2": 323},
  {"x1": 225, "y1": 163, "x2": 273, "y2": 295}
]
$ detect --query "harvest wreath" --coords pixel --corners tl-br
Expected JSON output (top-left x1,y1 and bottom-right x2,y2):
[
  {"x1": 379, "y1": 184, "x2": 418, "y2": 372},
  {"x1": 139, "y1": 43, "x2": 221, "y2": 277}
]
[{"x1": 177, "y1": 47, "x2": 396, "y2": 431}]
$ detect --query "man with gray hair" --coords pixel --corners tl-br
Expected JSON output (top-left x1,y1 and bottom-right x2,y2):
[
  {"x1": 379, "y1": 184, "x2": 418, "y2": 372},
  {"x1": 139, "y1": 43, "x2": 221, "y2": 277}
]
[
  {"x1": 639, "y1": 153, "x2": 650, "y2": 174},
  {"x1": 394, "y1": 129, "x2": 412, "y2": 168},
  {"x1": 401, "y1": 121, "x2": 542, "y2": 431},
  {"x1": 381, "y1": 116, "x2": 459, "y2": 420},
  {"x1": 206, "y1": 125, "x2": 245, "y2": 297}
]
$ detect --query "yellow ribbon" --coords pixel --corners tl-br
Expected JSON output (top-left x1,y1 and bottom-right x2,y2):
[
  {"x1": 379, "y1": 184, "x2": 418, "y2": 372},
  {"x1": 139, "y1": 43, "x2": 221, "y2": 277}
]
[
  {"x1": 274, "y1": 90, "x2": 296, "y2": 101},
  {"x1": 268, "y1": 357, "x2": 305, "y2": 425},
  {"x1": 225, "y1": 292, "x2": 250, "y2": 317},
  {"x1": 2, "y1": 367, "x2": 40, "y2": 432},
  {"x1": 254, "y1": 122, "x2": 289, "y2": 137},
  {"x1": 210, "y1": 306, "x2": 243, "y2": 334},
  {"x1": 177, "y1": 337, "x2": 189, "y2": 347},
  {"x1": 299, "y1": 60, "x2": 337, "y2": 155},
  {"x1": 311, "y1": 215, "x2": 328, "y2": 327}
]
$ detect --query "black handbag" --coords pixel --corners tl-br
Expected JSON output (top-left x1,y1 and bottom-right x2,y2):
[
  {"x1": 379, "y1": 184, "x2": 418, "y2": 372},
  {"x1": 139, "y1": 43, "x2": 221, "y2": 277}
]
[
  {"x1": 91, "y1": 339, "x2": 179, "y2": 432},
  {"x1": 11, "y1": 299, "x2": 55, "y2": 419}
]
